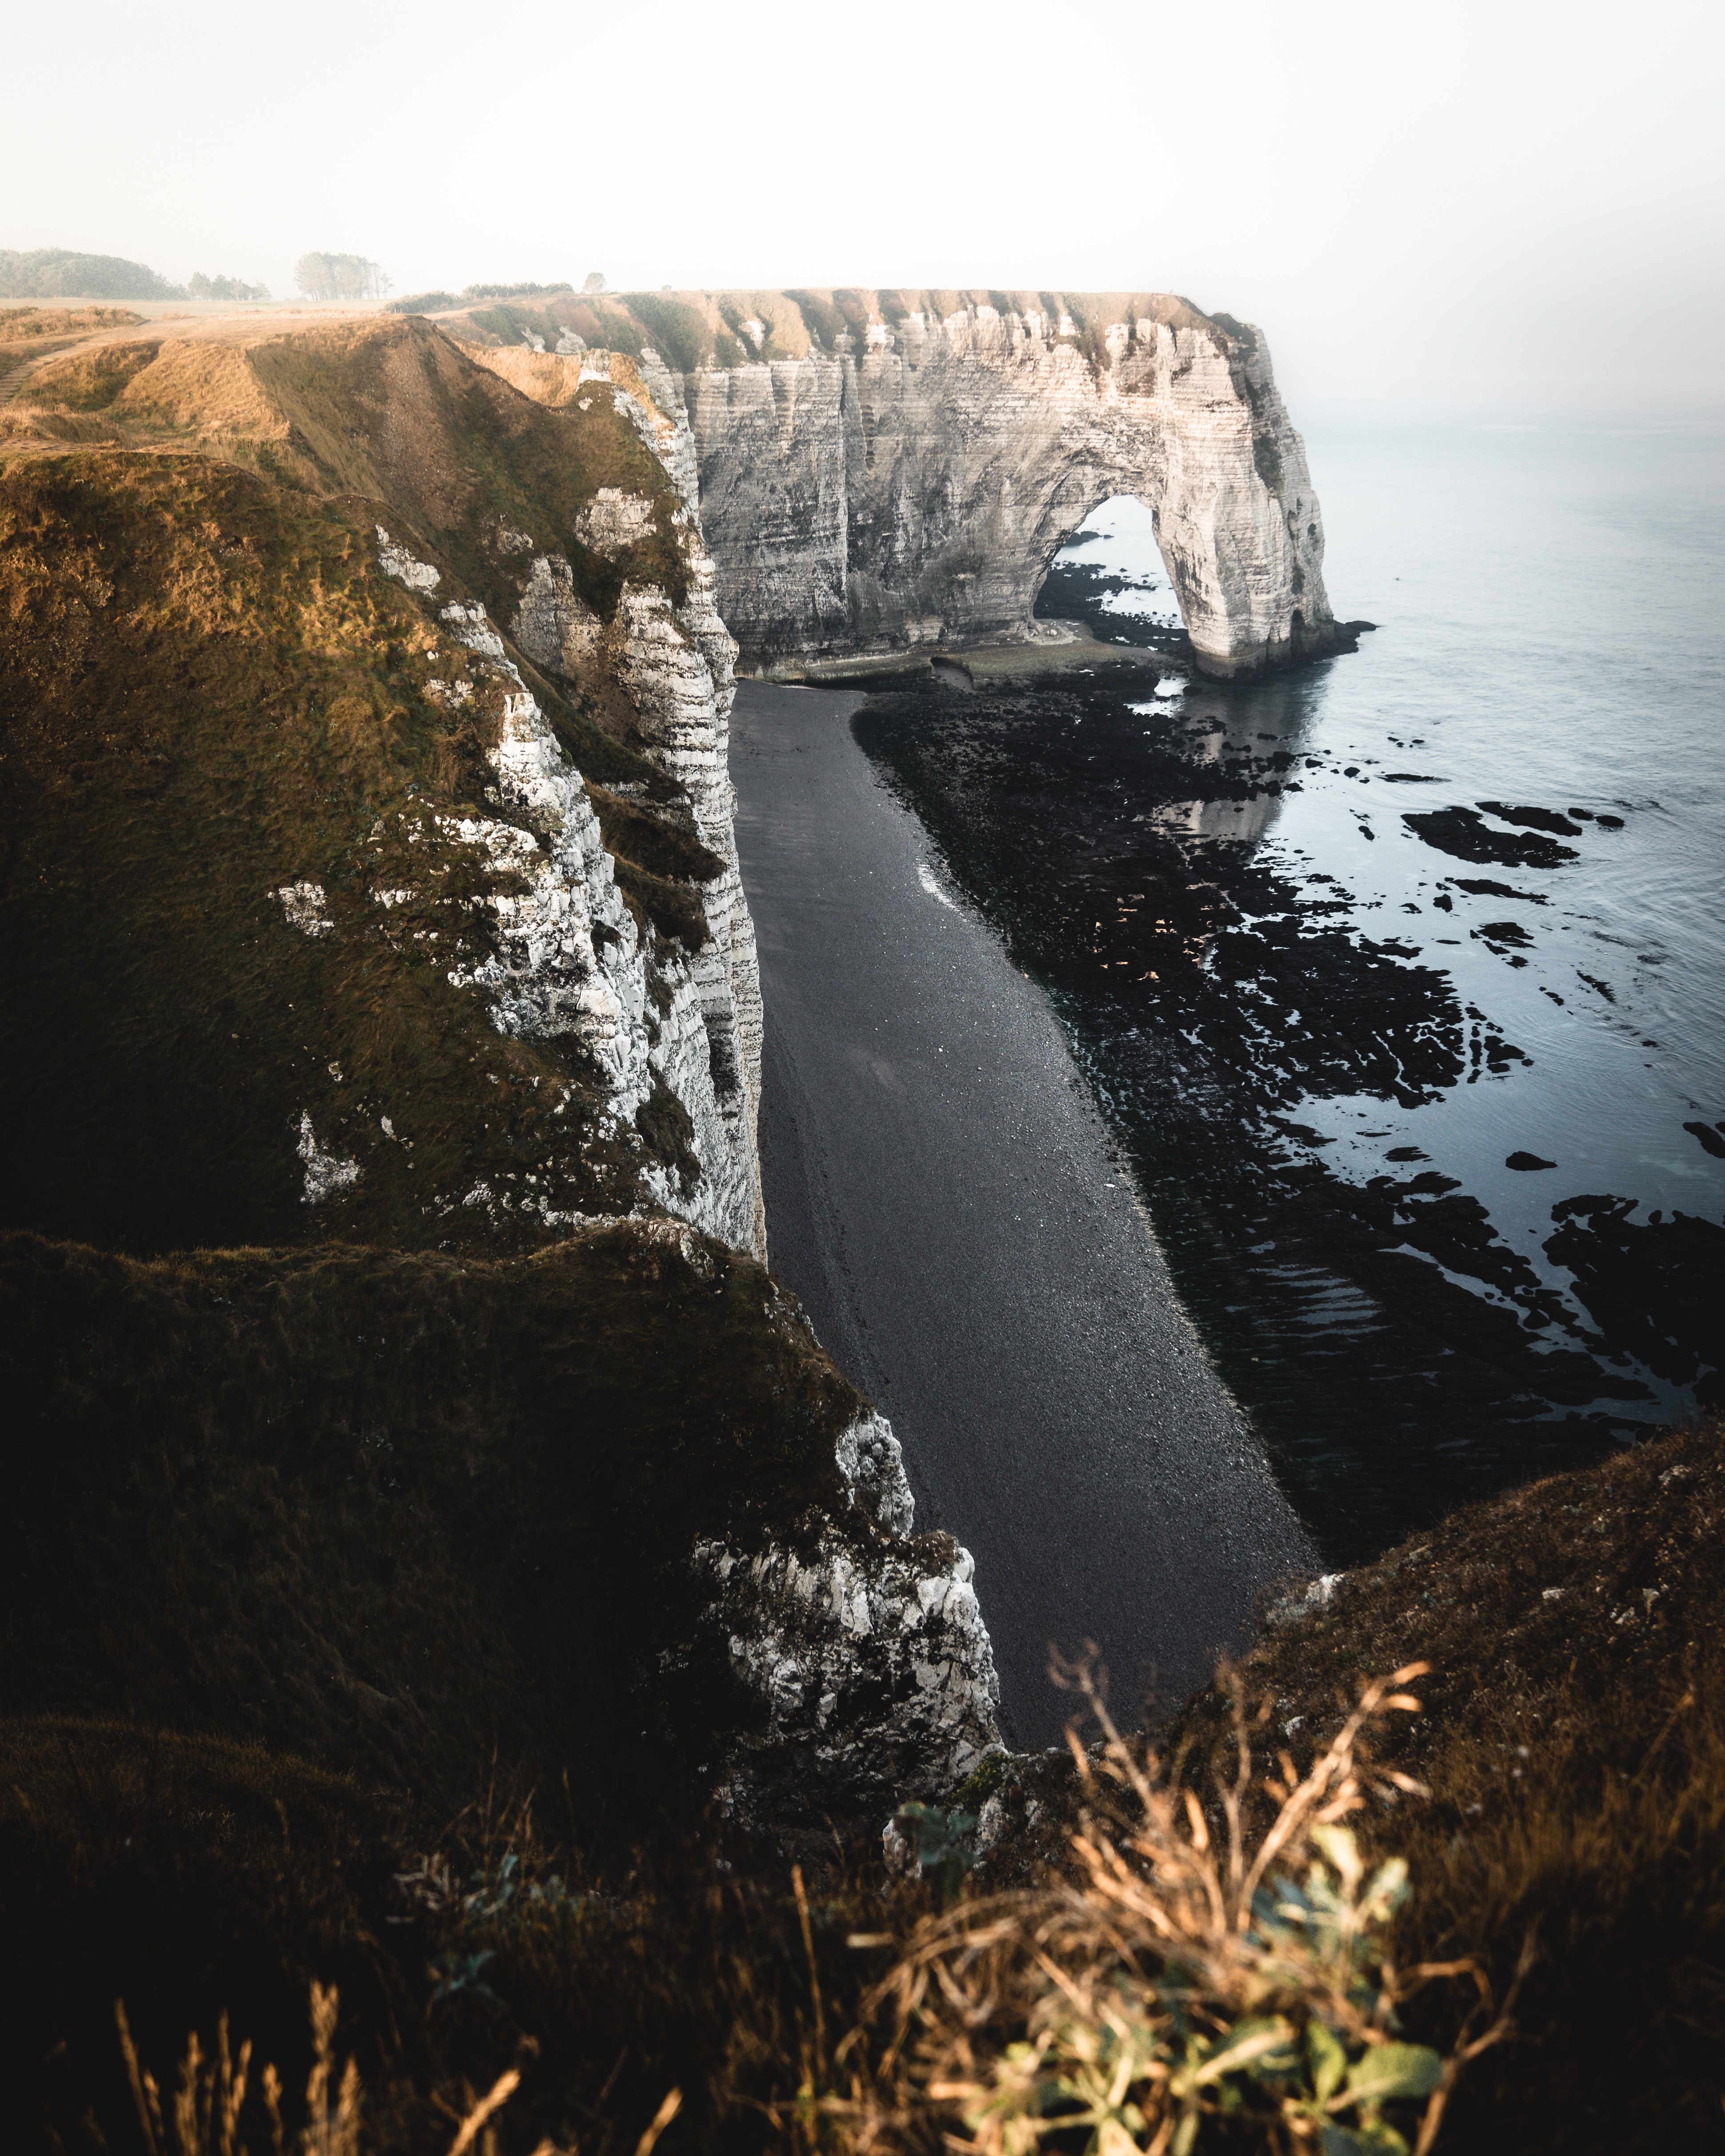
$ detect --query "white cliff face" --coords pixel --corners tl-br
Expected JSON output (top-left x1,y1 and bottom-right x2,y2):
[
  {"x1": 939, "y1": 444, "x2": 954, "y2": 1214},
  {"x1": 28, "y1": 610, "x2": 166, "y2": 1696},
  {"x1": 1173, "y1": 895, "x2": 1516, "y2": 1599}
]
[
  {"x1": 677, "y1": 296, "x2": 1337, "y2": 679},
  {"x1": 695, "y1": 1409, "x2": 1002, "y2": 1823},
  {"x1": 495, "y1": 348, "x2": 765, "y2": 1253},
  {"x1": 371, "y1": 526, "x2": 762, "y2": 1257},
  {"x1": 439, "y1": 597, "x2": 761, "y2": 1254}
]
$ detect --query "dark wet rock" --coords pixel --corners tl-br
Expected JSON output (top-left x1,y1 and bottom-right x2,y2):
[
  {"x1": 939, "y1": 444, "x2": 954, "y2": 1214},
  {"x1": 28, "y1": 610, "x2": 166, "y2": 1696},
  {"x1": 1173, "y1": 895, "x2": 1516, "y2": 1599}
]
[
  {"x1": 1450, "y1": 877, "x2": 1547, "y2": 905},
  {"x1": 1478, "y1": 921, "x2": 1534, "y2": 947},
  {"x1": 1404, "y1": 807, "x2": 1579, "y2": 868},
  {"x1": 1578, "y1": 972, "x2": 1617, "y2": 1003},
  {"x1": 1507, "y1": 1151, "x2": 1558, "y2": 1171},
  {"x1": 1382, "y1": 772, "x2": 1445, "y2": 782},
  {"x1": 1477, "y1": 801, "x2": 1583, "y2": 837},
  {"x1": 1684, "y1": 1120, "x2": 1725, "y2": 1162},
  {"x1": 1386, "y1": 1145, "x2": 1428, "y2": 1162},
  {"x1": 1544, "y1": 1196, "x2": 1725, "y2": 1399},
  {"x1": 1595, "y1": 813, "x2": 1625, "y2": 829},
  {"x1": 1033, "y1": 558, "x2": 1190, "y2": 656}
]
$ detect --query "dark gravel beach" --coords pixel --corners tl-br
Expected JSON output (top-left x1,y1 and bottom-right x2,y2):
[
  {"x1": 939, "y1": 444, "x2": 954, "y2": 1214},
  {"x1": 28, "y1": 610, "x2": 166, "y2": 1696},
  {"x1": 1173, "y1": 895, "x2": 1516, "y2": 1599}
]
[{"x1": 729, "y1": 680, "x2": 1316, "y2": 1748}]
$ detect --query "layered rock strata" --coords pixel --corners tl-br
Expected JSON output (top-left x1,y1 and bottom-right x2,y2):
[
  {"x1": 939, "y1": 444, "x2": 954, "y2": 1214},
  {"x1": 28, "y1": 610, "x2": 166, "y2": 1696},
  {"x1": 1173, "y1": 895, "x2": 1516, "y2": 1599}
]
[
  {"x1": 477, "y1": 348, "x2": 765, "y2": 1252},
  {"x1": 666, "y1": 293, "x2": 1339, "y2": 678},
  {"x1": 388, "y1": 573, "x2": 761, "y2": 1252}
]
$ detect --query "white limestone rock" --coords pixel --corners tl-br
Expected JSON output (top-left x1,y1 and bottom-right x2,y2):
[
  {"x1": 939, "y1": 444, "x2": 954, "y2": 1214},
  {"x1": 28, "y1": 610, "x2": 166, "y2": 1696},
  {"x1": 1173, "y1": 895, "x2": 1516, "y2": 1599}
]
[
  {"x1": 276, "y1": 880, "x2": 333, "y2": 938},
  {"x1": 501, "y1": 359, "x2": 765, "y2": 1255},
  {"x1": 677, "y1": 296, "x2": 1341, "y2": 678},
  {"x1": 424, "y1": 598, "x2": 762, "y2": 1255},
  {"x1": 374, "y1": 526, "x2": 441, "y2": 593},
  {"x1": 694, "y1": 1409, "x2": 1002, "y2": 1824},
  {"x1": 297, "y1": 1111, "x2": 360, "y2": 1204}
]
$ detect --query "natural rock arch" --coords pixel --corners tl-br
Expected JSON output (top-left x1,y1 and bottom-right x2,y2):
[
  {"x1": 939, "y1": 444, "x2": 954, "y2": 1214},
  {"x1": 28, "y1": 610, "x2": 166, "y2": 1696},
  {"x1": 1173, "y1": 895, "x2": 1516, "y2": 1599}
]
[{"x1": 663, "y1": 292, "x2": 1349, "y2": 679}]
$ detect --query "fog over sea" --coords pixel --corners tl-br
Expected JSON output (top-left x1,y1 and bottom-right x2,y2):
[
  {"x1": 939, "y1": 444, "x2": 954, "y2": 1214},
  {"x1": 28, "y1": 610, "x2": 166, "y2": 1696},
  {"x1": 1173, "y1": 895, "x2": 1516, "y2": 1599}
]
[{"x1": 854, "y1": 416, "x2": 1725, "y2": 1560}]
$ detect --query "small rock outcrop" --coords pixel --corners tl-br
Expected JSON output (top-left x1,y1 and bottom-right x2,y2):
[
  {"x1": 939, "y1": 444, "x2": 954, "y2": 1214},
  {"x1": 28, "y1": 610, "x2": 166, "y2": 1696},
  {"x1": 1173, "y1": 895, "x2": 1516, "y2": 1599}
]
[{"x1": 696, "y1": 1410, "x2": 1001, "y2": 1824}]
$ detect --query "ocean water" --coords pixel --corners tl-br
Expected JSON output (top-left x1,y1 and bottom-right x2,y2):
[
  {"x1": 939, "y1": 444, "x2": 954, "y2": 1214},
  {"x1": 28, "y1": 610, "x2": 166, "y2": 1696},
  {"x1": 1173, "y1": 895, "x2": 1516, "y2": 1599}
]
[{"x1": 854, "y1": 416, "x2": 1725, "y2": 1557}]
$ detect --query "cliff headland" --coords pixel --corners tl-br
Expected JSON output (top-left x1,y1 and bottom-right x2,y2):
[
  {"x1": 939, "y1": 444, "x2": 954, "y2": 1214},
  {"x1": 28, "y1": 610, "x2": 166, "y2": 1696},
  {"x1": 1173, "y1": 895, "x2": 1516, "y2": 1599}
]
[
  {"x1": 0, "y1": 314, "x2": 1001, "y2": 1843},
  {"x1": 384, "y1": 286, "x2": 1363, "y2": 679},
  {"x1": 1, "y1": 301, "x2": 1717, "y2": 2154}
]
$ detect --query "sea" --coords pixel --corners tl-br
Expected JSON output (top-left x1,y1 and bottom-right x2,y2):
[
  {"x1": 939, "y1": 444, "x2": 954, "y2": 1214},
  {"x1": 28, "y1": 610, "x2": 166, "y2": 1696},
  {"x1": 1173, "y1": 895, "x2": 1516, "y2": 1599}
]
[{"x1": 852, "y1": 415, "x2": 1725, "y2": 1561}]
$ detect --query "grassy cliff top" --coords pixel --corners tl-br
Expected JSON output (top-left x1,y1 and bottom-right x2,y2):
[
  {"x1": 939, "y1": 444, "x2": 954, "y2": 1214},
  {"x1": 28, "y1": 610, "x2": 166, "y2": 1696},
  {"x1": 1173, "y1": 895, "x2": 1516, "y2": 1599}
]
[
  {"x1": 4, "y1": 314, "x2": 692, "y2": 619},
  {"x1": 410, "y1": 288, "x2": 1230, "y2": 371},
  {"x1": 0, "y1": 1225, "x2": 860, "y2": 1819},
  {"x1": 0, "y1": 432, "x2": 701, "y2": 1258}
]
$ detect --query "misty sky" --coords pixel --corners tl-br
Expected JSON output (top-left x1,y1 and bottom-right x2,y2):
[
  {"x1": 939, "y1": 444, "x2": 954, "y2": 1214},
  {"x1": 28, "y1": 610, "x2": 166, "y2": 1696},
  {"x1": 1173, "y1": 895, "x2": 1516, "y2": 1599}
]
[{"x1": 7, "y1": 0, "x2": 1720, "y2": 418}]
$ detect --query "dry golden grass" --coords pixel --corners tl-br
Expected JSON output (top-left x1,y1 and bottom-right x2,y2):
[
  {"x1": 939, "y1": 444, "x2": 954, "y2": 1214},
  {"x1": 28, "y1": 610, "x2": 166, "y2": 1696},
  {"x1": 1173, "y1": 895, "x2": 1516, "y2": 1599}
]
[
  {"x1": 825, "y1": 1662, "x2": 1514, "y2": 2156},
  {"x1": 117, "y1": 1985, "x2": 529, "y2": 2156},
  {"x1": 0, "y1": 303, "x2": 143, "y2": 343}
]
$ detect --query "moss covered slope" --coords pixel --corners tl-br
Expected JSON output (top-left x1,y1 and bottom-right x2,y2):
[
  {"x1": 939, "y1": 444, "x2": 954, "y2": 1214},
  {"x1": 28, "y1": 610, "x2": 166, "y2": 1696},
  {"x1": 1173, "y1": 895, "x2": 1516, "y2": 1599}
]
[
  {"x1": 0, "y1": 448, "x2": 706, "y2": 1255},
  {"x1": 0, "y1": 1225, "x2": 860, "y2": 1827}
]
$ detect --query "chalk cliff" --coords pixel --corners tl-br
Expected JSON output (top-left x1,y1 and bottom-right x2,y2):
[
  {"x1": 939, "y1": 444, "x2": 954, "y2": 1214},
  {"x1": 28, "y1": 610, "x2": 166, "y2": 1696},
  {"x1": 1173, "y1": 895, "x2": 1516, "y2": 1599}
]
[
  {"x1": 490, "y1": 290, "x2": 1342, "y2": 678},
  {"x1": 474, "y1": 345, "x2": 764, "y2": 1249}
]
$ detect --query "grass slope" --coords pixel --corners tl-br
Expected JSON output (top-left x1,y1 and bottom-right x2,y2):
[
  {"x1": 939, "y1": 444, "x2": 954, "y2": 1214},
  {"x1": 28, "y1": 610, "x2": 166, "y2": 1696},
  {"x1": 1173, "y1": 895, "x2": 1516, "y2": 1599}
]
[
  {"x1": 0, "y1": 1226, "x2": 858, "y2": 1823},
  {"x1": 975, "y1": 1417, "x2": 1725, "y2": 2152},
  {"x1": 0, "y1": 444, "x2": 718, "y2": 1254}
]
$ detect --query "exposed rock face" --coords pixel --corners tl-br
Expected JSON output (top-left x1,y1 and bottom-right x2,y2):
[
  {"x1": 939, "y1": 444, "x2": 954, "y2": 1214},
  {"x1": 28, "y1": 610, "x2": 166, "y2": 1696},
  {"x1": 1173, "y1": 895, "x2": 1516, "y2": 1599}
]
[
  {"x1": 485, "y1": 348, "x2": 765, "y2": 1254},
  {"x1": 450, "y1": 601, "x2": 760, "y2": 1249},
  {"x1": 673, "y1": 294, "x2": 1338, "y2": 678},
  {"x1": 368, "y1": 536, "x2": 763, "y2": 1257},
  {"x1": 696, "y1": 1410, "x2": 1001, "y2": 1823}
]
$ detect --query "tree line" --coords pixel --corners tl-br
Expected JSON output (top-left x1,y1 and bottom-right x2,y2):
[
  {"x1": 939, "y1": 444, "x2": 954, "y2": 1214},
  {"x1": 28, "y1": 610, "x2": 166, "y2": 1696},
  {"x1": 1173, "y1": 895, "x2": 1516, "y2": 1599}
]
[
  {"x1": 294, "y1": 253, "x2": 391, "y2": 302},
  {"x1": 189, "y1": 272, "x2": 270, "y2": 302}
]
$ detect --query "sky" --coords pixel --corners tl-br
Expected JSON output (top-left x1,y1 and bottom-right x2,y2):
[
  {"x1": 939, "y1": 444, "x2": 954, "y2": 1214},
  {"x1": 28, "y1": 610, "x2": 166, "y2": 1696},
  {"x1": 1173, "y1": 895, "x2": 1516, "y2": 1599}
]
[{"x1": 6, "y1": 0, "x2": 1721, "y2": 419}]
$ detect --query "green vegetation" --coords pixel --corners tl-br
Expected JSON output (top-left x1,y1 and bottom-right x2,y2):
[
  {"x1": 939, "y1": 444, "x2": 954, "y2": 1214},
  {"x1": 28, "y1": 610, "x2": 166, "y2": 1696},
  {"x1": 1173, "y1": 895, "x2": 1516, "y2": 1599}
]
[
  {"x1": 13, "y1": 314, "x2": 692, "y2": 620},
  {"x1": 0, "y1": 1227, "x2": 855, "y2": 1814},
  {"x1": 460, "y1": 300, "x2": 573, "y2": 348},
  {"x1": 462, "y1": 281, "x2": 576, "y2": 302},
  {"x1": 189, "y1": 271, "x2": 271, "y2": 302},
  {"x1": 853, "y1": 1669, "x2": 1494, "y2": 2156},
  {"x1": 0, "y1": 247, "x2": 185, "y2": 299},
  {"x1": 0, "y1": 303, "x2": 142, "y2": 342},
  {"x1": 783, "y1": 291, "x2": 845, "y2": 353},
  {"x1": 0, "y1": 449, "x2": 666, "y2": 1254},
  {"x1": 1195, "y1": 1415, "x2": 1725, "y2": 2150},
  {"x1": 620, "y1": 294, "x2": 717, "y2": 376}
]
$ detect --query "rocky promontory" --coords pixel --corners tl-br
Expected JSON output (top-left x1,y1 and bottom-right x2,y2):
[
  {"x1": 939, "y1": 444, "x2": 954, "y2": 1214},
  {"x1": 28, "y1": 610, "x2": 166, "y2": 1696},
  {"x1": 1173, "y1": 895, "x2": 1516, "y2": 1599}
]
[{"x1": 402, "y1": 287, "x2": 1350, "y2": 678}]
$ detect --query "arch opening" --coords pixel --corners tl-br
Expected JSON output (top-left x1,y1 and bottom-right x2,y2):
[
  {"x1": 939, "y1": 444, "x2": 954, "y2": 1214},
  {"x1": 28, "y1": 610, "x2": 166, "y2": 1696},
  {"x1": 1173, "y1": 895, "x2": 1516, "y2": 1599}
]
[{"x1": 1030, "y1": 494, "x2": 1191, "y2": 660}]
